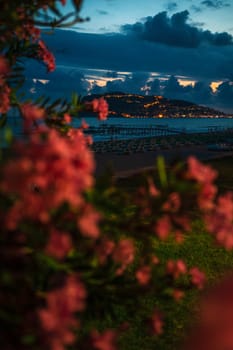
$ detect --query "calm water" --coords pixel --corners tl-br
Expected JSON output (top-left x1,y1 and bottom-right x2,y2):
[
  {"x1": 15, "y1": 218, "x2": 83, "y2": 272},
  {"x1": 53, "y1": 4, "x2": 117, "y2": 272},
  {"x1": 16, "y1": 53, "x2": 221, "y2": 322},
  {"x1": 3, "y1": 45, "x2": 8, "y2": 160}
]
[
  {"x1": 72, "y1": 117, "x2": 233, "y2": 141},
  {"x1": 2, "y1": 116, "x2": 233, "y2": 144}
]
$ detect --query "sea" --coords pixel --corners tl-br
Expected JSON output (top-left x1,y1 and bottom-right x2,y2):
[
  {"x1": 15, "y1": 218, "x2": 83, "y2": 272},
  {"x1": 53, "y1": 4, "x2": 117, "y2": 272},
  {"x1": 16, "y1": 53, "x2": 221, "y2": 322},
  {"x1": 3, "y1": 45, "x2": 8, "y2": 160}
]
[
  {"x1": 2, "y1": 115, "x2": 233, "y2": 145},
  {"x1": 72, "y1": 117, "x2": 233, "y2": 142}
]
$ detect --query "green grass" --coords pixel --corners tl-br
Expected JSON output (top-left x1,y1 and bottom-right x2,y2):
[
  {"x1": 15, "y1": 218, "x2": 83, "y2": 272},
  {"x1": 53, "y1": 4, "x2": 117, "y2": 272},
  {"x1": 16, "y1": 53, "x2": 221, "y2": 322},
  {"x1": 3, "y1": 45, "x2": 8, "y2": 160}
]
[
  {"x1": 112, "y1": 156, "x2": 233, "y2": 349},
  {"x1": 117, "y1": 220, "x2": 233, "y2": 350}
]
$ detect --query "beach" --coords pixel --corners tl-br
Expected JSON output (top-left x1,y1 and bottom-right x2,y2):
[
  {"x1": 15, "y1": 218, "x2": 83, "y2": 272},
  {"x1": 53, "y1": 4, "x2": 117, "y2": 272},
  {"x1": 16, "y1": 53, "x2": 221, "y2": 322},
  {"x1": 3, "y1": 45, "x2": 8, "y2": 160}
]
[{"x1": 93, "y1": 133, "x2": 233, "y2": 178}]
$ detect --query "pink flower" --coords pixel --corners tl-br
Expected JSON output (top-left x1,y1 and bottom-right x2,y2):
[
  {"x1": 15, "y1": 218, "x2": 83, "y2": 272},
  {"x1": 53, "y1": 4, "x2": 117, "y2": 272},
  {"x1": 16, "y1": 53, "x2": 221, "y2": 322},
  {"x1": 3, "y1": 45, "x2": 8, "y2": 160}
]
[
  {"x1": 173, "y1": 289, "x2": 184, "y2": 301},
  {"x1": 187, "y1": 156, "x2": 217, "y2": 184},
  {"x1": 38, "y1": 275, "x2": 86, "y2": 350},
  {"x1": 0, "y1": 84, "x2": 10, "y2": 114},
  {"x1": 189, "y1": 267, "x2": 206, "y2": 289},
  {"x1": 166, "y1": 259, "x2": 187, "y2": 279},
  {"x1": 38, "y1": 40, "x2": 55, "y2": 72},
  {"x1": 149, "y1": 310, "x2": 164, "y2": 336},
  {"x1": 151, "y1": 255, "x2": 160, "y2": 265},
  {"x1": 86, "y1": 97, "x2": 109, "y2": 120},
  {"x1": 0, "y1": 55, "x2": 9, "y2": 77},
  {"x1": 78, "y1": 204, "x2": 101, "y2": 239},
  {"x1": 198, "y1": 182, "x2": 217, "y2": 210},
  {"x1": 91, "y1": 329, "x2": 117, "y2": 350},
  {"x1": 21, "y1": 103, "x2": 45, "y2": 130},
  {"x1": 147, "y1": 177, "x2": 160, "y2": 197},
  {"x1": 63, "y1": 113, "x2": 72, "y2": 124},
  {"x1": 136, "y1": 265, "x2": 151, "y2": 285},
  {"x1": 112, "y1": 239, "x2": 135, "y2": 274},
  {"x1": 204, "y1": 192, "x2": 233, "y2": 249},
  {"x1": 163, "y1": 192, "x2": 181, "y2": 212},
  {"x1": 1, "y1": 128, "x2": 95, "y2": 228},
  {"x1": 155, "y1": 215, "x2": 171, "y2": 240},
  {"x1": 45, "y1": 229, "x2": 72, "y2": 260}
]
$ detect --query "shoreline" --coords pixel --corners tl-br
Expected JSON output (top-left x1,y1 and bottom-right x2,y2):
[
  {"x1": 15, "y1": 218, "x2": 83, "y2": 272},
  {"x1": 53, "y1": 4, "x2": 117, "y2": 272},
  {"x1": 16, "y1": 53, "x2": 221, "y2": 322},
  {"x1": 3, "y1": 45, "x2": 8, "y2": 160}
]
[{"x1": 94, "y1": 145, "x2": 233, "y2": 178}]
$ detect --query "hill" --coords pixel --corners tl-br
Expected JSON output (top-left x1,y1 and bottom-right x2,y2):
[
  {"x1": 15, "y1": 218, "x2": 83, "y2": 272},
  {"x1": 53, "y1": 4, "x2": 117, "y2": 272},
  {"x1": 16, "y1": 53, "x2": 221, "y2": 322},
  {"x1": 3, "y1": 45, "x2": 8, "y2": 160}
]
[{"x1": 83, "y1": 92, "x2": 226, "y2": 118}]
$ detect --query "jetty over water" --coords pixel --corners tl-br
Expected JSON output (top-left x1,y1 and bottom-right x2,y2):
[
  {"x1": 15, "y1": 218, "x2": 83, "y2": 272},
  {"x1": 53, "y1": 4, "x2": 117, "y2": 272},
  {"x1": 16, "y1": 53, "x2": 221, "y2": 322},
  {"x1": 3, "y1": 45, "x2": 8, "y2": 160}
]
[{"x1": 87, "y1": 124, "x2": 187, "y2": 139}]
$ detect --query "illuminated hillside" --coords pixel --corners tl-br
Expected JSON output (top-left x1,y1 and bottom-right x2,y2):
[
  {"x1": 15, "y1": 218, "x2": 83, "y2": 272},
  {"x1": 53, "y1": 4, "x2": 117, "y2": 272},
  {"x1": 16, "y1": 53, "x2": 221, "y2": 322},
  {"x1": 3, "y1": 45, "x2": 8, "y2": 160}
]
[{"x1": 83, "y1": 92, "x2": 227, "y2": 118}]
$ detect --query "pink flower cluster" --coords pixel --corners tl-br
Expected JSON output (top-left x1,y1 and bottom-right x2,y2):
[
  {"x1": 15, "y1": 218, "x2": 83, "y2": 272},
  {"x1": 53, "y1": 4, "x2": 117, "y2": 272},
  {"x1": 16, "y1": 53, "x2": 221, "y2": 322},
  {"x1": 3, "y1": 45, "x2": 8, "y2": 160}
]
[
  {"x1": 38, "y1": 274, "x2": 86, "y2": 350},
  {"x1": 187, "y1": 156, "x2": 218, "y2": 210},
  {"x1": 45, "y1": 228, "x2": 72, "y2": 260},
  {"x1": 38, "y1": 40, "x2": 56, "y2": 72},
  {"x1": 187, "y1": 158, "x2": 233, "y2": 250},
  {"x1": 166, "y1": 260, "x2": 205, "y2": 289},
  {"x1": 149, "y1": 310, "x2": 164, "y2": 336},
  {"x1": 91, "y1": 329, "x2": 117, "y2": 350},
  {"x1": 86, "y1": 97, "x2": 109, "y2": 120},
  {"x1": 205, "y1": 192, "x2": 233, "y2": 249},
  {"x1": 112, "y1": 239, "x2": 135, "y2": 275},
  {"x1": 96, "y1": 238, "x2": 135, "y2": 274},
  {"x1": 21, "y1": 102, "x2": 45, "y2": 130},
  {"x1": 1, "y1": 128, "x2": 95, "y2": 229}
]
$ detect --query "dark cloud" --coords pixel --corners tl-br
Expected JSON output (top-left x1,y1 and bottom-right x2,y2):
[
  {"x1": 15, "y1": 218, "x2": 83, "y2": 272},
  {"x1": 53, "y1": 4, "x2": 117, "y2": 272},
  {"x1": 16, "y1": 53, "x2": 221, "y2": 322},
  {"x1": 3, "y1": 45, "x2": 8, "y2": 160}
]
[
  {"x1": 121, "y1": 10, "x2": 233, "y2": 48},
  {"x1": 92, "y1": 72, "x2": 150, "y2": 95},
  {"x1": 40, "y1": 29, "x2": 233, "y2": 82},
  {"x1": 23, "y1": 61, "x2": 90, "y2": 100},
  {"x1": 97, "y1": 10, "x2": 109, "y2": 15},
  {"x1": 21, "y1": 29, "x2": 232, "y2": 112},
  {"x1": 215, "y1": 81, "x2": 233, "y2": 110},
  {"x1": 89, "y1": 75, "x2": 233, "y2": 113},
  {"x1": 166, "y1": 2, "x2": 178, "y2": 11},
  {"x1": 148, "y1": 78, "x2": 161, "y2": 95},
  {"x1": 201, "y1": 0, "x2": 230, "y2": 9}
]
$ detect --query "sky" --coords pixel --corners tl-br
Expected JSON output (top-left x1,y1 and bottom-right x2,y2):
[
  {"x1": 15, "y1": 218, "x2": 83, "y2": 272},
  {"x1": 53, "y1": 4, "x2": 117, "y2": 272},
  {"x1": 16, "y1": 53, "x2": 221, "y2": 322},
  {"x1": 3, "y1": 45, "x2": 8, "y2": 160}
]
[{"x1": 26, "y1": 0, "x2": 233, "y2": 113}]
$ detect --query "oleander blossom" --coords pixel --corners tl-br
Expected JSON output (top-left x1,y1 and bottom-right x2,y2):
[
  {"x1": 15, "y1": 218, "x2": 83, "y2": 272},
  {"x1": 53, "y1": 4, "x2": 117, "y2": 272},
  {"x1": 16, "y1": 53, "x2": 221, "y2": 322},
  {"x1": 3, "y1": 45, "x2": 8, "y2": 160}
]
[
  {"x1": 0, "y1": 84, "x2": 11, "y2": 114},
  {"x1": 136, "y1": 265, "x2": 151, "y2": 285},
  {"x1": 187, "y1": 156, "x2": 218, "y2": 210},
  {"x1": 204, "y1": 192, "x2": 233, "y2": 249},
  {"x1": 86, "y1": 97, "x2": 109, "y2": 120},
  {"x1": 21, "y1": 103, "x2": 45, "y2": 130},
  {"x1": 91, "y1": 329, "x2": 117, "y2": 350},
  {"x1": 186, "y1": 156, "x2": 218, "y2": 184},
  {"x1": 166, "y1": 259, "x2": 187, "y2": 279},
  {"x1": 45, "y1": 228, "x2": 73, "y2": 260},
  {"x1": 149, "y1": 310, "x2": 164, "y2": 336},
  {"x1": 38, "y1": 40, "x2": 55, "y2": 72},
  {"x1": 1, "y1": 128, "x2": 95, "y2": 229},
  {"x1": 155, "y1": 215, "x2": 171, "y2": 240},
  {"x1": 0, "y1": 55, "x2": 10, "y2": 78},
  {"x1": 78, "y1": 203, "x2": 101, "y2": 239},
  {"x1": 112, "y1": 239, "x2": 135, "y2": 275},
  {"x1": 38, "y1": 275, "x2": 86, "y2": 350},
  {"x1": 189, "y1": 267, "x2": 206, "y2": 290}
]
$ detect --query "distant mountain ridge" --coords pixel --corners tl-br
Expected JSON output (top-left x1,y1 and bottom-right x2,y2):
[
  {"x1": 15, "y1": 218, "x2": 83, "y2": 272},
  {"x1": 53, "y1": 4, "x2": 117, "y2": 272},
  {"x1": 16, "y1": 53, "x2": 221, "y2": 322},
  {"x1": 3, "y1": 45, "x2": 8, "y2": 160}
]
[{"x1": 83, "y1": 92, "x2": 227, "y2": 118}]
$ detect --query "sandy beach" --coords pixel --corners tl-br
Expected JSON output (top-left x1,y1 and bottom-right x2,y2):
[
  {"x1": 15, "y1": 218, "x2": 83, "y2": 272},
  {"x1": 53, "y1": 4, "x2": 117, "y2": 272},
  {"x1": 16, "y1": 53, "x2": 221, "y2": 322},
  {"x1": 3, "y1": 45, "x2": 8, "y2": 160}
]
[{"x1": 94, "y1": 143, "x2": 233, "y2": 178}]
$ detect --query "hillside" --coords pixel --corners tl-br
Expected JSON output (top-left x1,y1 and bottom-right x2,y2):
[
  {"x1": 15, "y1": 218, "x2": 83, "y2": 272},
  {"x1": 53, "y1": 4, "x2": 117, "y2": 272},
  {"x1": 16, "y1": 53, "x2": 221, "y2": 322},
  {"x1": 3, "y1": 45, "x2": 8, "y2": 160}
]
[{"x1": 83, "y1": 92, "x2": 226, "y2": 118}]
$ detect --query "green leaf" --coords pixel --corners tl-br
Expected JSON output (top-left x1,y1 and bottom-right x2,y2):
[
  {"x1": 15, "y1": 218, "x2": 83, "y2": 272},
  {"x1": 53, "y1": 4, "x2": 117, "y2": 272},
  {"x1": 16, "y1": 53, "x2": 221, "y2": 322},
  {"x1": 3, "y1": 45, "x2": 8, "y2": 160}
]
[
  {"x1": 157, "y1": 156, "x2": 168, "y2": 188},
  {"x1": 4, "y1": 127, "x2": 13, "y2": 145}
]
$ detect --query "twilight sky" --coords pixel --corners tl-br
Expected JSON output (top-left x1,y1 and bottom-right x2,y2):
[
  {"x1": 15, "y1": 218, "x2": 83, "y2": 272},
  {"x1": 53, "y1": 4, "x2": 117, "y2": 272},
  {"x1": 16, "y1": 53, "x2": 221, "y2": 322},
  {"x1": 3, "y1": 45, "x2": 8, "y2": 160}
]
[{"x1": 27, "y1": 0, "x2": 233, "y2": 113}]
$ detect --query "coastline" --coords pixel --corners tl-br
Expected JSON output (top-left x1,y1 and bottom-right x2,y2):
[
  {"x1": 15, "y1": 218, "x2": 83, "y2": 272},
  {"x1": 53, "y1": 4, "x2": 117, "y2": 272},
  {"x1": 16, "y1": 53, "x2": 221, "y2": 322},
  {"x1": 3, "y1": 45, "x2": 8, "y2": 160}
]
[{"x1": 94, "y1": 144, "x2": 233, "y2": 178}]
